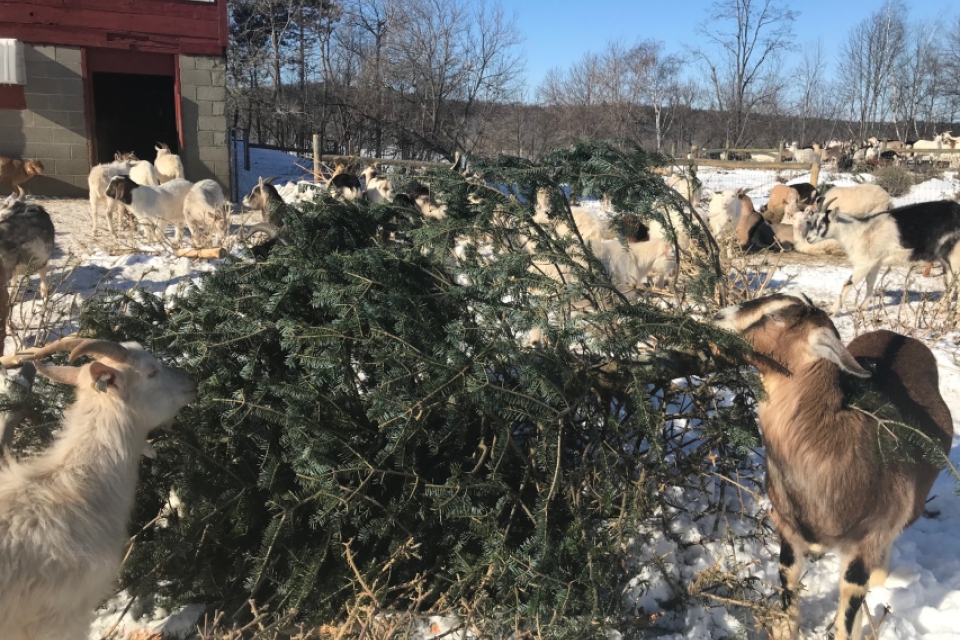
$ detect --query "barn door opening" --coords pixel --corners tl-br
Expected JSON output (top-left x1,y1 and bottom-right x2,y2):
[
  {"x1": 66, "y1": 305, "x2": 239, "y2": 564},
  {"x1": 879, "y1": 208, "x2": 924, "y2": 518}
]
[
  {"x1": 84, "y1": 49, "x2": 180, "y2": 166},
  {"x1": 92, "y1": 72, "x2": 178, "y2": 164}
]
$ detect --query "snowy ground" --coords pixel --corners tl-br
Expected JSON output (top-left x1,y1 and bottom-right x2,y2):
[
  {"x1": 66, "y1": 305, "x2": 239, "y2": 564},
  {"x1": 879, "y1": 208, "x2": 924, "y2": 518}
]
[{"x1": 10, "y1": 154, "x2": 960, "y2": 638}]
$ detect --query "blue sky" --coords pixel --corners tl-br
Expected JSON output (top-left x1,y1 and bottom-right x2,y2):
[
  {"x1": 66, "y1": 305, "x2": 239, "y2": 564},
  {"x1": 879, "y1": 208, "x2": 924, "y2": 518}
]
[{"x1": 512, "y1": 0, "x2": 957, "y2": 92}]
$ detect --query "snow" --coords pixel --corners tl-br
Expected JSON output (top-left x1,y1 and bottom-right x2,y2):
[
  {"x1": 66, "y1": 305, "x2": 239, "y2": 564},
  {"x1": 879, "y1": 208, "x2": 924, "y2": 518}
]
[
  {"x1": 235, "y1": 140, "x2": 314, "y2": 201},
  {"x1": 10, "y1": 151, "x2": 960, "y2": 638}
]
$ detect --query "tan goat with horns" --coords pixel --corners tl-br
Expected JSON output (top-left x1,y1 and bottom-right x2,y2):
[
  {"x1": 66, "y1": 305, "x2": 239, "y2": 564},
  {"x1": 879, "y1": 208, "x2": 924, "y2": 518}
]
[
  {"x1": 713, "y1": 294, "x2": 952, "y2": 640},
  {"x1": 0, "y1": 338, "x2": 197, "y2": 640}
]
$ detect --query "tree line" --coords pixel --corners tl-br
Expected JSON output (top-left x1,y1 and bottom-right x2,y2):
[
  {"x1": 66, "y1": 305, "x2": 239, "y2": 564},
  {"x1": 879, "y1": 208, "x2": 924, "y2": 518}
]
[{"x1": 227, "y1": 0, "x2": 960, "y2": 161}]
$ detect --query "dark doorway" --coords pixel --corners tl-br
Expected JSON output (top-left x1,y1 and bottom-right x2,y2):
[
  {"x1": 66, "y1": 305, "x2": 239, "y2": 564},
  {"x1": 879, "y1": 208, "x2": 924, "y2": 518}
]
[{"x1": 92, "y1": 72, "x2": 179, "y2": 164}]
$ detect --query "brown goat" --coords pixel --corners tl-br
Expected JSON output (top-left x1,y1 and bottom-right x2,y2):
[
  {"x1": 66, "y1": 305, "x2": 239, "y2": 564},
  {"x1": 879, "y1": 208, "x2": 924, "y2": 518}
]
[
  {"x1": 761, "y1": 185, "x2": 800, "y2": 224},
  {"x1": 737, "y1": 193, "x2": 788, "y2": 251},
  {"x1": 761, "y1": 183, "x2": 819, "y2": 224},
  {"x1": 0, "y1": 158, "x2": 44, "y2": 198},
  {"x1": 713, "y1": 293, "x2": 952, "y2": 640}
]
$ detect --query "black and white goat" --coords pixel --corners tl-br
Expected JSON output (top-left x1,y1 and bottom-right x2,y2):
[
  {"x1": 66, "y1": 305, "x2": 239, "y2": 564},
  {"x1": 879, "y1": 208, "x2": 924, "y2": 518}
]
[
  {"x1": 804, "y1": 199, "x2": 960, "y2": 314},
  {"x1": 105, "y1": 176, "x2": 193, "y2": 246}
]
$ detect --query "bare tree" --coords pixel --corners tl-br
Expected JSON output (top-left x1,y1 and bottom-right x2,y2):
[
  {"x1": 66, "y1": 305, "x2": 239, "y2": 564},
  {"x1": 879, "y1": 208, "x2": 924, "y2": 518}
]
[
  {"x1": 626, "y1": 41, "x2": 684, "y2": 150},
  {"x1": 689, "y1": 0, "x2": 798, "y2": 147},
  {"x1": 890, "y1": 21, "x2": 944, "y2": 140},
  {"x1": 838, "y1": 0, "x2": 907, "y2": 140},
  {"x1": 790, "y1": 39, "x2": 839, "y2": 145}
]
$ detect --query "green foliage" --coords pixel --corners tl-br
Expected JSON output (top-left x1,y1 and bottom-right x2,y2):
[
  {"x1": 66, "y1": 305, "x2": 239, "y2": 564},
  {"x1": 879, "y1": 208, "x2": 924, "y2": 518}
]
[{"x1": 65, "y1": 143, "x2": 759, "y2": 636}]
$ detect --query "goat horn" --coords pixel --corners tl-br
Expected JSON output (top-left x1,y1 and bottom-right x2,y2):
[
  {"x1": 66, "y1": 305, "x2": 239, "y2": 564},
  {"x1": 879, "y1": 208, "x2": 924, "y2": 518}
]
[
  {"x1": 262, "y1": 176, "x2": 280, "y2": 185},
  {"x1": 66, "y1": 339, "x2": 131, "y2": 364},
  {"x1": 20, "y1": 337, "x2": 90, "y2": 361},
  {"x1": 822, "y1": 197, "x2": 838, "y2": 213}
]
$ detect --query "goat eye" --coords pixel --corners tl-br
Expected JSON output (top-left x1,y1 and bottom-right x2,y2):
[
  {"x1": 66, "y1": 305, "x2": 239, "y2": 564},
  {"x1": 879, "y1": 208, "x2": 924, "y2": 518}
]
[{"x1": 148, "y1": 370, "x2": 159, "y2": 378}]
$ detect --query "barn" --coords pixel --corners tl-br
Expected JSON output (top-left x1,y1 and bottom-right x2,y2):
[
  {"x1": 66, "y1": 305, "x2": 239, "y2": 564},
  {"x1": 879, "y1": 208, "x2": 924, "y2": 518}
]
[{"x1": 0, "y1": 0, "x2": 230, "y2": 197}]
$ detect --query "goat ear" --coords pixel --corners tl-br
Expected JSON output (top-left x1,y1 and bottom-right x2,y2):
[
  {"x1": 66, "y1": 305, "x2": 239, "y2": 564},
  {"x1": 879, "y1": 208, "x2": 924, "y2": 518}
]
[
  {"x1": 35, "y1": 363, "x2": 81, "y2": 386},
  {"x1": 89, "y1": 361, "x2": 121, "y2": 391},
  {"x1": 808, "y1": 329, "x2": 870, "y2": 378}
]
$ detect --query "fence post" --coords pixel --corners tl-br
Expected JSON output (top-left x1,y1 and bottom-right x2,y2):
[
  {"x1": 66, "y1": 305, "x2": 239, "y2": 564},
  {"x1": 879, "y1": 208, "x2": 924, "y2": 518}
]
[
  {"x1": 230, "y1": 128, "x2": 239, "y2": 204},
  {"x1": 242, "y1": 129, "x2": 250, "y2": 171},
  {"x1": 778, "y1": 141, "x2": 785, "y2": 161},
  {"x1": 724, "y1": 139, "x2": 730, "y2": 160},
  {"x1": 313, "y1": 133, "x2": 321, "y2": 182},
  {"x1": 671, "y1": 142, "x2": 676, "y2": 159},
  {"x1": 810, "y1": 155, "x2": 820, "y2": 186}
]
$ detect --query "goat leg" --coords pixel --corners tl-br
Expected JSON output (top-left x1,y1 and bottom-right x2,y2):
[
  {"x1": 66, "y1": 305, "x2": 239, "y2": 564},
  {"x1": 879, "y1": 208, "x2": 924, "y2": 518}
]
[
  {"x1": 834, "y1": 553, "x2": 873, "y2": 640},
  {"x1": 770, "y1": 536, "x2": 805, "y2": 640}
]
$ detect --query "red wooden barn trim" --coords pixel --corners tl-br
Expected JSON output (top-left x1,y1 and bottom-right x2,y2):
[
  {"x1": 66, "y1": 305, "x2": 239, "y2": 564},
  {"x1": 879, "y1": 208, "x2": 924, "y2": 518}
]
[
  {"x1": 0, "y1": 85, "x2": 26, "y2": 110},
  {"x1": 80, "y1": 48, "x2": 97, "y2": 168},
  {"x1": 86, "y1": 49, "x2": 175, "y2": 76},
  {"x1": 0, "y1": 0, "x2": 227, "y2": 57}
]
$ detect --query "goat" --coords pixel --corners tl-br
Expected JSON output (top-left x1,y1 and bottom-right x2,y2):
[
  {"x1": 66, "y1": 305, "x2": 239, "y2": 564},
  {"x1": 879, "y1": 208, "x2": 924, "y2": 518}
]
[
  {"x1": 737, "y1": 193, "x2": 787, "y2": 252},
  {"x1": 129, "y1": 160, "x2": 160, "y2": 186},
  {"x1": 105, "y1": 176, "x2": 193, "y2": 246},
  {"x1": 665, "y1": 174, "x2": 702, "y2": 207},
  {"x1": 788, "y1": 142, "x2": 818, "y2": 164},
  {"x1": 0, "y1": 196, "x2": 56, "y2": 300},
  {"x1": 761, "y1": 185, "x2": 801, "y2": 225},
  {"x1": 760, "y1": 182, "x2": 820, "y2": 225},
  {"x1": 750, "y1": 151, "x2": 779, "y2": 163},
  {"x1": 0, "y1": 158, "x2": 44, "y2": 198},
  {"x1": 588, "y1": 216, "x2": 675, "y2": 293},
  {"x1": 910, "y1": 133, "x2": 947, "y2": 165},
  {"x1": 242, "y1": 176, "x2": 290, "y2": 229},
  {"x1": 360, "y1": 166, "x2": 395, "y2": 203},
  {"x1": 706, "y1": 189, "x2": 745, "y2": 238},
  {"x1": 87, "y1": 155, "x2": 139, "y2": 235},
  {"x1": 183, "y1": 179, "x2": 229, "y2": 247},
  {"x1": 803, "y1": 199, "x2": 960, "y2": 314},
  {"x1": 781, "y1": 209, "x2": 844, "y2": 256},
  {"x1": 328, "y1": 172, "x2": 363, "y2": 201},
  {"x1": 154, "y1": 143, "x2": 184, "y2": 183},
  {"x1": 817, "y1": 185, "x2": 891, "y2": 218},
  {"x1": 407, "y1": 183, "x2": 450, "y2": 220},
  {"x1": 0, "y1": 338, "x2": 197, "y2": 640},
  {"x1": 712, "y1": 293, "x2": 952, "y2": 640}
]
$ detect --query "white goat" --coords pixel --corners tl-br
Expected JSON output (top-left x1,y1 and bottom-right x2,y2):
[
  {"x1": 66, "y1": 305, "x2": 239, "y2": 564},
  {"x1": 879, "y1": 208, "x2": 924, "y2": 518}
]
[
  {"x1": 665, "y1": 174, "x2": 702, "y2": 207},
  {"x1": 154, "y1": 143, "x2": 185, "y2": 183},
  {"x1": 87, "y1": 155, "x2": 138, "y2": 235},
  {"x1": 0, "y1": 338, "x2": 196, "y2": 640},
  {"x1": 105, "y1": 176, "x2": 194, "y2": 246},
  {"x1": 910, "y1": 133, "x2": 947, "y2": 164},
  {"x1": 818, "y1": 184, "x2": 891, "y2": 218},
  {"x1": 706, "y1": 189, "x2": 744, "y2": 238},
  {"x1": 750, "y1": 151, "x2": 779, "y2": 163},
  {"x1": 183, "y1": 179, "x2": 229, "y2": 247},
  {"x1": 129, "y1": 160, "x2": 160, "y2": 186},
  {"x1": 788, "y1": 142, "x2": 819, "y2": 164}
]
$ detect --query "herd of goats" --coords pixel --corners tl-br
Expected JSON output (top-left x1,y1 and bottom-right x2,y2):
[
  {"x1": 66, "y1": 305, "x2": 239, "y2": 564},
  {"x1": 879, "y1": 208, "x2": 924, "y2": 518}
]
[
  {"x1": 711, "y1": 132, "x2": 960, "y2": 168},
  {"x1": 0, "y1": 141, "x2": 957, "y2": 640}
]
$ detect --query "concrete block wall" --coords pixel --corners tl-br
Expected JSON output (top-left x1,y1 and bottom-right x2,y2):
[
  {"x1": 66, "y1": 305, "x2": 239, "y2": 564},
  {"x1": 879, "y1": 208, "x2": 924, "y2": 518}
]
[
  {"x1": 0, "y1": 44, "x2": 88, "y2": 197},
  {"x1": 179, "y1": 54, "x2": 230, "y2": 192}
]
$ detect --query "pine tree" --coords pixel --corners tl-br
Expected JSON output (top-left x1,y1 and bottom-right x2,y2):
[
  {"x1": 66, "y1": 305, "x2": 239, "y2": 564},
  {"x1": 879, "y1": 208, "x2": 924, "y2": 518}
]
[{"x1": 67, "y1": 142, "x2": 760, "y2": 637}]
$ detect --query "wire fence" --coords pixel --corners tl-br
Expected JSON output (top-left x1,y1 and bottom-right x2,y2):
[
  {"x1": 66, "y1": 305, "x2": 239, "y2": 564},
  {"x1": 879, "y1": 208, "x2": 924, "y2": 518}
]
[{"x1": 665, "y1": 147, "x2": 960, "y2": 207}]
